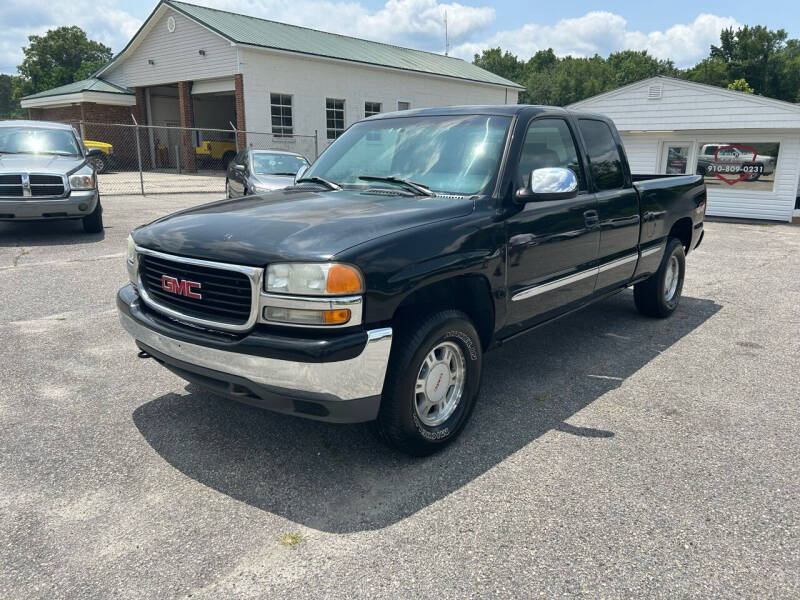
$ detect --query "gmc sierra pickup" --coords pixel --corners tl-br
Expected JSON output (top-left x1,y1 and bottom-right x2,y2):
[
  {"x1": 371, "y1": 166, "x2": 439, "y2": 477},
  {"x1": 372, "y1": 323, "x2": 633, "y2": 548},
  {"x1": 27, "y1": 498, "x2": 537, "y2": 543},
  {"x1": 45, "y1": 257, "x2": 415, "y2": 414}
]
[{"x1": 117, "y1": 105, "x2": 706, "y2": 455}]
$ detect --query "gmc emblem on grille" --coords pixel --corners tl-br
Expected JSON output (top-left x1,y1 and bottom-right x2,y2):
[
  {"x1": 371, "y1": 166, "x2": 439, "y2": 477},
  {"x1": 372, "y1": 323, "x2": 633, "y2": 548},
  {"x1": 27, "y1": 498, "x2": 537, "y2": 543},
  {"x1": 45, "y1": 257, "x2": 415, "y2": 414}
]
[{"x1": 161, "y1": 275, "x2": 202, "y2": 299}]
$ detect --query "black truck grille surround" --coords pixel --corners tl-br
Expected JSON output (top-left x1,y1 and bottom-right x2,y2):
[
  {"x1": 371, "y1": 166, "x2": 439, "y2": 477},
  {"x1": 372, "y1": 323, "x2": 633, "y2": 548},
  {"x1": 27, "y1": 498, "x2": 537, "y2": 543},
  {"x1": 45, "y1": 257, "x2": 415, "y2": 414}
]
[
  {"x1": 139, "y1": 254, "x2": 253, "y2": 325},
  {"x1": 0, "y1": 174, "x2": 65, "y2": 198}
]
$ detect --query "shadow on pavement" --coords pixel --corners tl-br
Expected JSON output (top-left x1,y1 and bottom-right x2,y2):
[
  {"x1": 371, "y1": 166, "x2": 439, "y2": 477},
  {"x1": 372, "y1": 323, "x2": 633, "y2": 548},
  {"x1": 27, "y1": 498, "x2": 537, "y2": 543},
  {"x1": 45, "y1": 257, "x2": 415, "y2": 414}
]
[
  {"x1": 0, "y1": 219, "x2": 105, "y2": 246},
  {"x1": 133, "y1": 291, "x2": 721, "y2": 533}
]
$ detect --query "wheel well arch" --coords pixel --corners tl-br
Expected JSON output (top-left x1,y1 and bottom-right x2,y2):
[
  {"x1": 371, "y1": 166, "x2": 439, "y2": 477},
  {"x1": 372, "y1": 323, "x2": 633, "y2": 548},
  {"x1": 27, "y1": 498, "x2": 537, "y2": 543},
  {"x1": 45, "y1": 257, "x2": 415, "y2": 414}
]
[
  {"x1": 392, "y1": 275, "x2": 495, "y2": 350},
  {"x1": 669, "y1": 217, "x2": 693, "y2": 253}
]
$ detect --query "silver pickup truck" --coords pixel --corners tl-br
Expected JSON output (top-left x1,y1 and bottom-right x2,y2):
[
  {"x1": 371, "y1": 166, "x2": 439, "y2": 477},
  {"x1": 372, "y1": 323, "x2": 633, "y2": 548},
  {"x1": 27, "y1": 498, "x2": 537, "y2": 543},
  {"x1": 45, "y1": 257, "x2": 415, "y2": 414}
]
[{"x1": 0, "y1": 120, "x2": 103, "y2": 233}]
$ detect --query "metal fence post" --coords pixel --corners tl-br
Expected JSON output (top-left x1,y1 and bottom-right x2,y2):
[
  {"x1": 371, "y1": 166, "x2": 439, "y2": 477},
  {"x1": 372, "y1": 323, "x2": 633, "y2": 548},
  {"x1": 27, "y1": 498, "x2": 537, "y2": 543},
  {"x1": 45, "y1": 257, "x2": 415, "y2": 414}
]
[
  {"x1": 131, "y1": 114, "x2": 145, "y2": 196},
  {"x1": 175, "y1": 145, "x2": 181, "y2": 174},
  {"x1": 314, "y1": 130, "x2": 319, "y2": 159},
  {"x1": 230, "y1": 121, "x2": 239, "y2": 152}
]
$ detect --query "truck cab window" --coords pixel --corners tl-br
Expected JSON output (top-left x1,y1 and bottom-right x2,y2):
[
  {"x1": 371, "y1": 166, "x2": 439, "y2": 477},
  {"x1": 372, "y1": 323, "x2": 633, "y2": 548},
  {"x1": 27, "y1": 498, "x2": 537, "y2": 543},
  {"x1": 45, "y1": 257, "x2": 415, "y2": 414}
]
[
  {"x1": 578, "y1": 119, "x2": 625, "y2": 191},
  {"x1": 518, "y1": 119, "x2": 585, "y2": 191}
]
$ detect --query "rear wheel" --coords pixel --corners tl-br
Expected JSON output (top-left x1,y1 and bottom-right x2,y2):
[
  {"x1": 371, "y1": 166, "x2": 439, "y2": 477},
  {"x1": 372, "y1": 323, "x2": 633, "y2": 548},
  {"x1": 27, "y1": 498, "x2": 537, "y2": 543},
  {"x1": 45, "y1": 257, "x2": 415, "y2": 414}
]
[
  {"x1": 82, "y1": 199, "x2": 103, "y2": 234},
  {"x1": 634, "y1": 237, "x2": 685, "y2": 318},
  {"x1": 374, "y1": 310, "x2": 482, "y2": 455}
]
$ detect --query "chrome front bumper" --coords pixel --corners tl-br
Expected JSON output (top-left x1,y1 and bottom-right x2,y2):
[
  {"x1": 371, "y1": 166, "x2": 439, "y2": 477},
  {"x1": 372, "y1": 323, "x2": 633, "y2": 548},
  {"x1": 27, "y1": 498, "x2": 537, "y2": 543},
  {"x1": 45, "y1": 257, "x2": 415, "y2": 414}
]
[
  {"x1": 118, "y1": 302, "x2": 393, "y2": 422},
  {"x1": 0, "y1": 190, "x2": 98, "y2": 220}
]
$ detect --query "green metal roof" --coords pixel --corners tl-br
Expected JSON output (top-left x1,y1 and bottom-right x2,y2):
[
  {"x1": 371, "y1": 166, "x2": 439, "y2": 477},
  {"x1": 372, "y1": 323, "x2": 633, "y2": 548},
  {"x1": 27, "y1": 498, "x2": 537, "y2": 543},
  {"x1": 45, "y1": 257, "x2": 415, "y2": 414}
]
[
  {"x1": 22, "y1": 77, "x2": 133, "y2": 100},
  {"x1": 165, "y1": 1, "x2": 523, "y2": 89}
]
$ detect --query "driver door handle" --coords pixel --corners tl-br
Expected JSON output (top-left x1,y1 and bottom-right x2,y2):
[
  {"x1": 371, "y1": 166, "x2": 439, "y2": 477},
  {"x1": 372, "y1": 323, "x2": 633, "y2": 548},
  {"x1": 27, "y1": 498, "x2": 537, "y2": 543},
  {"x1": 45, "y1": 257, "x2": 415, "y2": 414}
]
[{"x1": 584, "y1": 209, "x2": 599, "y2": 228}]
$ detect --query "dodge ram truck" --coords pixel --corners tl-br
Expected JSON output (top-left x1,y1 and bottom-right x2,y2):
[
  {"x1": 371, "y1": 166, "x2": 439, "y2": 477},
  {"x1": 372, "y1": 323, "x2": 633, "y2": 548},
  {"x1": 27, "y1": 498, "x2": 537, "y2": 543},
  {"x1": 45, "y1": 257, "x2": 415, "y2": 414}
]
[
  {"x1": 117, "y1": 105, "x2": 706, "y2": 455},
  {"x1": 0, "y1": 120, "x2": 103, "y2": 233}
]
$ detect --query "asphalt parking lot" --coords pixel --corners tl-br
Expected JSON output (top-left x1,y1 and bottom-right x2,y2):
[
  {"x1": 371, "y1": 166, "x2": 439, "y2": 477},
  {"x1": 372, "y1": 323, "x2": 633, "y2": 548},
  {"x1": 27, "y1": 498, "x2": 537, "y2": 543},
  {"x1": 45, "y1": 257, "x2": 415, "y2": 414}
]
[{"x1": 1, "y1": 196, "x2": 798, "y2": 599}]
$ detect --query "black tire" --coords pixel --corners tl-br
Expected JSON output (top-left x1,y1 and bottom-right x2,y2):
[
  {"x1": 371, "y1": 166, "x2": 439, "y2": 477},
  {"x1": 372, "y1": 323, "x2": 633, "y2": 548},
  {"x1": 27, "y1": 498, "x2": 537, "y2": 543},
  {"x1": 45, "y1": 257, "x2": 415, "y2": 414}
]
[
  {"x1": 634, "y1": 237, "x2": 685, "y2": 318},
  {"x1": 374, "y1": 310, "x2": 483, "y2": 456},
  {"x1": 82, "y1": 199, "x2": 104, "y2": 233},
  {"x1": 221, "y1": 151, "x2": 235, "y2": 169},
  {"x1": 92, "y1": 155, "x2": 107, "y2": 173}
]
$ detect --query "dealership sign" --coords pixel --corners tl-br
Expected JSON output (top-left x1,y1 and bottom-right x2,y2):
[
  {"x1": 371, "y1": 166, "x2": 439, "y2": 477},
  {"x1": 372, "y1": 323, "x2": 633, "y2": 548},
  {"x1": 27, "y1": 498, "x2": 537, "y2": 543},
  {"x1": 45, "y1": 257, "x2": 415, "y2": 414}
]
[{"x1": 706, "y1": 144, "x2": 764, "y2": 186}]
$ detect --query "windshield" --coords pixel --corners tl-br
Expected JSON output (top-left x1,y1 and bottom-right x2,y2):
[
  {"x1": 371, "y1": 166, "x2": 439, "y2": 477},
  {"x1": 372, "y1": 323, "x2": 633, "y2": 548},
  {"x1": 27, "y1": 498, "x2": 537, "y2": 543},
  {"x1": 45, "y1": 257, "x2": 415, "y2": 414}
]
[
  {"x1": 0, "y1": 127, "x2": 82, "y2": 156},
  {"x1": 252, "y1": 152, "x2": 308, "y2": 175},
  {"x1": 303, "y1": 114, "x2": 511, "y2": 195}
]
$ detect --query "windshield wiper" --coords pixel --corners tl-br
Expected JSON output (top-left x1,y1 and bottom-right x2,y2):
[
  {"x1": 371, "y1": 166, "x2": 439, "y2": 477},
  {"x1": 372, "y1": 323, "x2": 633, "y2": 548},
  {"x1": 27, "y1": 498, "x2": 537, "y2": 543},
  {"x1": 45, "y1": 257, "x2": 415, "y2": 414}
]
[
  {"x1": 358, "y1": 175, "x2": 435, "y2": 197},
  {"x1": 271, "y1": 172, "x2": 299, "y2": 176},
  {"x1": 296, "y1": 176, "x2": 341, "y2": 190}
]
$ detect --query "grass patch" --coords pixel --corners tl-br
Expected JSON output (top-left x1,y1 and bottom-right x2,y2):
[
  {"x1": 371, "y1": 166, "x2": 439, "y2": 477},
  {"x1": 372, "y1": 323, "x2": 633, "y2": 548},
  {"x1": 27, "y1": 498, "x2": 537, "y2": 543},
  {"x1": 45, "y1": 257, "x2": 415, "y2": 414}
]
[{"x1": 278, "y1": 533, "x2": 303, "y2": 547}]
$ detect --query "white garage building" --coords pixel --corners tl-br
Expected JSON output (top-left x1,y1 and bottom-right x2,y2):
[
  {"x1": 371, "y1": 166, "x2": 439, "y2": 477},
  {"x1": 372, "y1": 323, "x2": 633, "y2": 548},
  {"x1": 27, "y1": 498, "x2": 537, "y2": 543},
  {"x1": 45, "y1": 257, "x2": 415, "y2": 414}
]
[
  {"x1": 21, "y1": 0, "x2": 521, "y2": 169},
  {"x1": 569, "y1": 77, "x2": 800, "y2": 223}
]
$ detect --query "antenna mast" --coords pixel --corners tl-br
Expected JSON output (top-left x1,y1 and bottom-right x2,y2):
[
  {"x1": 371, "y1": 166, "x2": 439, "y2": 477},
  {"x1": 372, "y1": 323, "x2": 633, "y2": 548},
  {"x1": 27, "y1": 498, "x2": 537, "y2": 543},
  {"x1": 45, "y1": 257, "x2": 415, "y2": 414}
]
[{"x1": 444, "y1": 10, "x2": 449, "y2": 56}]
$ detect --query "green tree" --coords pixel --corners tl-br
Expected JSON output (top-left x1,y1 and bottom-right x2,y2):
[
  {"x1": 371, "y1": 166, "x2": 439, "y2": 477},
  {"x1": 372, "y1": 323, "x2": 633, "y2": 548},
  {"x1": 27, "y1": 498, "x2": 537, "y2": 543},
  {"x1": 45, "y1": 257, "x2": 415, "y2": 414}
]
[
  {"x1": 0, "y1": 74, "x2": 24, "y2": 118},
  {"x1": 605, "y1": 50, "x2": 678, "y2": 86},
  {"x1": 727, "y1": 78, "x2": 754, "y2": 93},
  {"x1": 473, "y1": 48, "x2": 525, "y2": 87},
  {"x1": 16, "y1": 26, "x2": 112, "y2": 97}
]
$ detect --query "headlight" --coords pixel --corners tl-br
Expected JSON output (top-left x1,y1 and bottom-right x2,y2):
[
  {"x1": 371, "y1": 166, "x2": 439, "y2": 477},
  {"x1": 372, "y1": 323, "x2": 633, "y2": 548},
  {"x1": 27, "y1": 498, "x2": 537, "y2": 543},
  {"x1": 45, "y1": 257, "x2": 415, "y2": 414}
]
[
  {"x1": 126, "y1": 235, "x2": 138, "y2": 285},
  {"x1": 69, "y1": 165, "x2": 96, "y2": 190},
  {"x1": 266, "y1": 263, "x2": 364, "y2": 296}
]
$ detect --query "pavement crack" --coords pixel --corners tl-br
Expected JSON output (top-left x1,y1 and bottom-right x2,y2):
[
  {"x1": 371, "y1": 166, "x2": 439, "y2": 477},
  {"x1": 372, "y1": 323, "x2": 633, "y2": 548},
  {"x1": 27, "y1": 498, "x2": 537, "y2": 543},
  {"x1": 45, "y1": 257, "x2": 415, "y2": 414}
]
[{"x1": 11, "y1": 248, "x2": 30, "y2": 267}]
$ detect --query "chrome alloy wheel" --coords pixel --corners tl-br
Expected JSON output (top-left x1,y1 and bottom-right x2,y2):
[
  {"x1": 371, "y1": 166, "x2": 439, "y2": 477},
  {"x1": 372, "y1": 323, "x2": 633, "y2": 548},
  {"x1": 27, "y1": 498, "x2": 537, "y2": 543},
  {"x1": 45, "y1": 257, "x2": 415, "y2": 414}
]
[
  {"x1": 414, "y1": 341, "x2": 466, "y2": 427},
  {"x1": 664, "y1": 254, "x2": 680, "y2": 301}
]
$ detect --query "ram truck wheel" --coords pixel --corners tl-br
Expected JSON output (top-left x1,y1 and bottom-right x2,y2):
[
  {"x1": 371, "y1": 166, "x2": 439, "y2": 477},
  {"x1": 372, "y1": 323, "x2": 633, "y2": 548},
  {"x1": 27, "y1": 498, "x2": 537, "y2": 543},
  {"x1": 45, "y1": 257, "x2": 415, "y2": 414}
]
[
  {"x1": 634, "y1": 237, "x2": 685, "y2": 318},
  {"x1": 374, "y1": 310, "x2": 482, "y2": 455},
  {"x1": 82, "y1": 199, "x2": 104, "y2": 234}
]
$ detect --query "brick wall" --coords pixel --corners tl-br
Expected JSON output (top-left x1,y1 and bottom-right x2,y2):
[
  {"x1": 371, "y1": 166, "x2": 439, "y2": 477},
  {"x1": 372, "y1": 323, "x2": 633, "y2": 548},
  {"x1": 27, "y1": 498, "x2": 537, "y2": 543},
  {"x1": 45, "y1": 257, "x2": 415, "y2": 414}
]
[
  {"x1": 177, "y1": 81, "x2": 197, "y2": 172},
  {"x1": 234, "y1": 73, "x2": 246, "y2": 150}
]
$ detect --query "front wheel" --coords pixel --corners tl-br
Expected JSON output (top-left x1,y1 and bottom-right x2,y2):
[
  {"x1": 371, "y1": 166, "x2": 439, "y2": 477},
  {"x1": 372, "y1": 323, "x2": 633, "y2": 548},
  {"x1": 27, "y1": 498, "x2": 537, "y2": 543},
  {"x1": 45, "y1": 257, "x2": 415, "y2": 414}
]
[
  {"x1": 634, "y1": 237, "x2": 685, "y2": 318},
  {"x1": 82, "y1": 198, "x2": 103, "y2": 233},
  {"x1": 374, "y1": 310, "x2": 482, "y2": 455}
]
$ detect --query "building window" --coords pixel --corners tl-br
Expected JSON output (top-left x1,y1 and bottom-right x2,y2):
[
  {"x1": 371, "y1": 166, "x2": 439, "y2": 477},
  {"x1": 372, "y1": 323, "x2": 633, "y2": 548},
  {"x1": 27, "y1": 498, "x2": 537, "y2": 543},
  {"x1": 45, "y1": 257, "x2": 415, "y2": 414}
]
[
  {"x1": 397, "y1": 101, "x2": 411, "y2": 111},
  {"x1": 270, "y1": 93, "x2": 293, "y2": 137},
  {"x1": 365, "y1": 101, "x2": 381, "y2": 117},
  {"x1": 326, "y1": 98, "x2": 345, "y2": 139}
]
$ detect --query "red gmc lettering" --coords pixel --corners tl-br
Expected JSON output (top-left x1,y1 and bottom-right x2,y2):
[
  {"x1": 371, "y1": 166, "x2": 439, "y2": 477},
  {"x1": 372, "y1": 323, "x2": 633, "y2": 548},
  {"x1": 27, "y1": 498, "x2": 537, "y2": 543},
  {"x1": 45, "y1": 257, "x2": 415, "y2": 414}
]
[{"x1": 161, "y1": 275, "x2": 202, "y2": 299}]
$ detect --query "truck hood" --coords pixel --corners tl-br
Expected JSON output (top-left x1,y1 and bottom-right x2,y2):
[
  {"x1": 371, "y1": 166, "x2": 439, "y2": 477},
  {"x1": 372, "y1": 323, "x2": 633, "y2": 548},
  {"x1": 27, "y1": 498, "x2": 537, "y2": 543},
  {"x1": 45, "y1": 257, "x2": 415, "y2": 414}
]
[
  {"x1": 133, "y1": 188, "x2": 474, "y2": 265},
  {"x1": 0, "y1": 154, "x2": 85, "y2": 173}
]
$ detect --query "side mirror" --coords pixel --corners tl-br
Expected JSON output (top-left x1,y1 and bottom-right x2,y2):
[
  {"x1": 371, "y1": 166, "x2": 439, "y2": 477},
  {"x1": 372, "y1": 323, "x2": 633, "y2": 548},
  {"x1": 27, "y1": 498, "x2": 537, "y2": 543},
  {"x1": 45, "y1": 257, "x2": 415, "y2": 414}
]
[
  {"x1": 233, "y1": 163, "x2": 245, "y2": 171},
  {"x1": 294, "y1": 164, "x2": 309, "y2": 183},
  {"x1": 515, "y1": 167, "x2": 579, "y2": 203}
]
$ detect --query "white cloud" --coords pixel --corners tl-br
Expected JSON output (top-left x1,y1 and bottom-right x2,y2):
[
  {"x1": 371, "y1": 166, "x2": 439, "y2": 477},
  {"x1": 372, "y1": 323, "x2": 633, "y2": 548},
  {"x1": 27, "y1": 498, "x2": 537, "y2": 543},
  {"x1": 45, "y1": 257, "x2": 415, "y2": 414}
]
[
  {"x1": 0, "y1": 0, "x2": 142, "y2": 74},
  {"x1": 0, "y1": 0, "x2": 739, "y2": 77},
  {"x1": 452, "y1": 12, "x2": 740, "y2": 67},
  {"x1": 191, "y1": 0, "x2": 493, "y2": 51}
]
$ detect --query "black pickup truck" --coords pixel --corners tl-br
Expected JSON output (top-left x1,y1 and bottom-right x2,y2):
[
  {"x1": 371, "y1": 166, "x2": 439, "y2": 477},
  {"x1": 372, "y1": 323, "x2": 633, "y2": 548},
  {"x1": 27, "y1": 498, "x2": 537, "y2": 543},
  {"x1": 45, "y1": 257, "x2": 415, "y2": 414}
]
[{"x1": 118, "y1": 105, "x2": 705, "y2": 455}]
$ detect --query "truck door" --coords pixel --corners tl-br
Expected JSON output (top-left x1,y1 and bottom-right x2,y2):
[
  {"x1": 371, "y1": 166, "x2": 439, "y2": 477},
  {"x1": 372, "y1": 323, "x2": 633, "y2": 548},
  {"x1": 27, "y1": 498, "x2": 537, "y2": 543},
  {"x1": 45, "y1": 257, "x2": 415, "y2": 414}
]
[
  {"x1": 505, "y1": 117, "x2": 600, "y2": 328},
  {"x1": 577, "y1": 119, "x2": 640, "y2": 292}
]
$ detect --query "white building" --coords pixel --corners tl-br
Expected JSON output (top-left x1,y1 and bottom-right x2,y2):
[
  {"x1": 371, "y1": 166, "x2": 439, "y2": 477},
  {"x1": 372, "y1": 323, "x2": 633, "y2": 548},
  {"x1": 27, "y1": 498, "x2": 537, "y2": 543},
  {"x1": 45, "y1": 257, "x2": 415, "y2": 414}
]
[
  {"x1": 569, "y1": 76, "x2": 800, "y2": 223},
  {"x1": 21, "y1": 0, "x2": 521, "y2": 167}
]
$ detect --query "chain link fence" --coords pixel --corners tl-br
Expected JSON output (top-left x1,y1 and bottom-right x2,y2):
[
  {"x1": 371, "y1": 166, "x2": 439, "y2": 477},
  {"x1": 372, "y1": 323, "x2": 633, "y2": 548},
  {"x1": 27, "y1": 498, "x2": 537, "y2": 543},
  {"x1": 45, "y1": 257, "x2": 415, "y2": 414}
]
[{"x1": 68, "y1": 120, "x2": 318, "y2": 196}]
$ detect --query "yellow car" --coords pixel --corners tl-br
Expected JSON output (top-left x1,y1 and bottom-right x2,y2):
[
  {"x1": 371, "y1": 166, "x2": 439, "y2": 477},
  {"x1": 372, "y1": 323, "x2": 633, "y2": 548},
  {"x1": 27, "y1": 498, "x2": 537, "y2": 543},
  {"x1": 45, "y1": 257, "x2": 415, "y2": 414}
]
[
  {"x1": 195, "y1": 140, "x2": 237, "y2": 168},
  {"x1": 83, "y1": 139, "x2": 115, "y2": 173}
]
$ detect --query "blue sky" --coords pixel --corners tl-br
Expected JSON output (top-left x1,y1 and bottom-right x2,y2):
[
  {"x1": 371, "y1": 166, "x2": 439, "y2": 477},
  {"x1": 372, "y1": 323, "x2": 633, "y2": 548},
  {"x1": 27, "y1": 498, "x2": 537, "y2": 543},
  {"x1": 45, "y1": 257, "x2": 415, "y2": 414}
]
[{"x1": 3, "y1": 0, "x2": 800, "y2": 75}]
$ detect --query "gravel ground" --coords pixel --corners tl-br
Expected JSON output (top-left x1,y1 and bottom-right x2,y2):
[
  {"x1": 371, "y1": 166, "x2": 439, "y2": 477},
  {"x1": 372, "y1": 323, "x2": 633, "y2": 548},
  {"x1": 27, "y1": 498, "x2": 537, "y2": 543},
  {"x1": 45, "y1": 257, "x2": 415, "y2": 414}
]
[{"x1": 1, "y1": 196, "x2": 798, "y2": 599}]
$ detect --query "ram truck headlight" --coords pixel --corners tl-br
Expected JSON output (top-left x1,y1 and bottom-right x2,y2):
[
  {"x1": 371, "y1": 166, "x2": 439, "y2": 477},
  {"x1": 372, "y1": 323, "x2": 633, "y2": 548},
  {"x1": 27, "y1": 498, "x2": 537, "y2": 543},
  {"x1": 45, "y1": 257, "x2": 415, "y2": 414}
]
[
  {"x1": 126, "y1": 234, "x2": 138, "y2": 285},
  {"x1": 266, "y1": 263, "x2": 364, "y2": 296},
  {"x1": 69, "y1": 165, "x2": 96, "y2": 190}
]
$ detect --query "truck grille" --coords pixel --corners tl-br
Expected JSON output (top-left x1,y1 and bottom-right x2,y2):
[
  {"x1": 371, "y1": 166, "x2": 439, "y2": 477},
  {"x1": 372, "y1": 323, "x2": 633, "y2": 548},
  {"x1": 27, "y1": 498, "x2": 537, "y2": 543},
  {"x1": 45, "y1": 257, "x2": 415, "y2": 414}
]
[
  {"x1": 30, "y1": 174, "x2": 66, "y2": 197},
  {"x1": 0, "y1": 173, "x2": 66, "y2": 198},
  {"x1": 138, "y1": 253, "x2": 254, "y2": 326}
]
